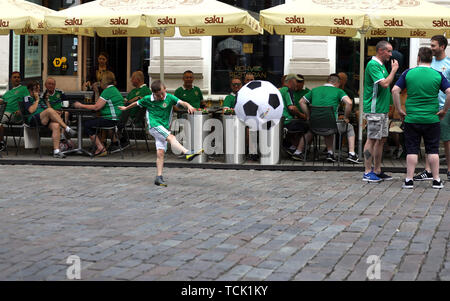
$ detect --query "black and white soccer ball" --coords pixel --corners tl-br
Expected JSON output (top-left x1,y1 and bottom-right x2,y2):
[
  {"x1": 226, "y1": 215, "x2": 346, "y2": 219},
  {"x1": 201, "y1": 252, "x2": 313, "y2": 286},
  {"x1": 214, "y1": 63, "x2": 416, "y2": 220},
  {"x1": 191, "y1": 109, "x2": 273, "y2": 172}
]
[{"x1": 235, "y1": 80, "x2": 284, "y2": 131}]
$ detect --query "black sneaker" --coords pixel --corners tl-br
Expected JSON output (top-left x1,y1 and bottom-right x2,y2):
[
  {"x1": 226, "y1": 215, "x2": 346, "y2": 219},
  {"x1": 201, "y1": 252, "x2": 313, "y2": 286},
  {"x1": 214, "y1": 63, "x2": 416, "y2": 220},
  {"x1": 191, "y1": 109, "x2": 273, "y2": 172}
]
[
  {"x1": 0, "y1": 140, "x2": 5, "y2": 152},
  {"x1": 326, "y1": 153, "x2": 336, "y2": 162},
  {"x1": 376, "y1": 172, "x2": 393, "y2": 181},
  {"x1": 283, "y1": 146, "x2": 295, "y2": 156},
  {"x1": 185, "y1": 149, "x2": 204, "y2": 161},
  {"x1": 402, "y1": 179, "x2": 414, "y2": 189},
  {"x1": 109, "y1": 143, "x2": 122, "y2": 154},
  {"x1": 291, "y1": 152, "x2": 305, "y2": 161},
  {"x1": 432, "y1": 179, "x2": 444, "y2": 189},
  {"x1": 347, "y1": 153, "x2": 361, "y2": 164},
  {"x1": 447, "y1": 171, "x2": 450, "y2": 181},
  {"x1": 154, "y1": 175, "x2": 167, "y2": 187},
  {"x1": 413, "y1": 170, "x2": 433, "y2": 181}
]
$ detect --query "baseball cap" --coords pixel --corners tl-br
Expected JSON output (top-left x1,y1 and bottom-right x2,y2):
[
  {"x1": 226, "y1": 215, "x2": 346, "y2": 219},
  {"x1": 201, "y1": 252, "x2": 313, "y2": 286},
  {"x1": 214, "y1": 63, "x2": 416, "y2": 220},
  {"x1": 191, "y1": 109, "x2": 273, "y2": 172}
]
[{"x1": 285, "y1": 74, "x2": 303, "y2": 82}]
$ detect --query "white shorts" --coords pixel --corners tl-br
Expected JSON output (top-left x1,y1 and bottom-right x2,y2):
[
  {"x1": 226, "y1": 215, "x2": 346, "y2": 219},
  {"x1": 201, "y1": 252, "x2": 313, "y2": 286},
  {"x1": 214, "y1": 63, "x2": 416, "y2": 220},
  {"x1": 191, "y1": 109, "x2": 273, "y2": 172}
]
[{"x1": 149, "y1": 126, "x2": 171, "y2": 151}]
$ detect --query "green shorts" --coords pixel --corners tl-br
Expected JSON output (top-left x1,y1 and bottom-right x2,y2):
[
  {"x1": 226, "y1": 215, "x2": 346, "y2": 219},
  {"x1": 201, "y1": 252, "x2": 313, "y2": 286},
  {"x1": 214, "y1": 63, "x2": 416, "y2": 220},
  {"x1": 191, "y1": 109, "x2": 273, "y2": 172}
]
[{"x1": 441, "y1": 109, "x2": 450, "y2": 142}]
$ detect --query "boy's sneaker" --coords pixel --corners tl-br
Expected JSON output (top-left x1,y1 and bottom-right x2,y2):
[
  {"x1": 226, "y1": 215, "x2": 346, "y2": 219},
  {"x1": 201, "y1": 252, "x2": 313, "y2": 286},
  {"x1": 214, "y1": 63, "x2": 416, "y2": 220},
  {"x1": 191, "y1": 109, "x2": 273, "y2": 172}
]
[
  {"x1": 363, "y1": 171, "x2": 382, "y2": 183},
  {"x1": 432, "y1": 179, "x2": 444, "y2": 189},
  {"x1": 154, "y1": 176, "x2": 167, "y2": 187},
  {"x1": 185, "y1": 149, "x2": 204, "y2": 161},
  {"x1": 376, "y1": 172, "x2": 393, "y2": 181},
  {"x1": 402, "y1": 179, "x2": 414, "y2": 189},
  {"x1": 326, "y1": 153, "x2": 336, "y2": 162},
  {"x1": 347, "y1": 153, "x2": 361, "y2": 163},
  {"x1": 53, "y1": 151, "x2": 66, "y2": 159},
  {"x1": 413, "y1": 170, "x2": 433, "y2": 181},
  {"x1": 291, "y1": 152, "x2": 305, "y2": 161}
]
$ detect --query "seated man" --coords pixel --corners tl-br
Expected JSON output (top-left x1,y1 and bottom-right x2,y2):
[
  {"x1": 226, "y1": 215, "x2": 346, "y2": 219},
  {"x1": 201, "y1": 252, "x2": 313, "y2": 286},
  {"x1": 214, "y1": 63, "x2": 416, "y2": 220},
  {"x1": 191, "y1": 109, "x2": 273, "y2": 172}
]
[
  {"x1": 174, "y1": 70, "x2": 205, "y2": 109},
  {"x1": 0, "y1": 72, "x2": 28, "y2": 151},
  {"x1": 293, "y1": 74, "x2": 310, "y2": 119},
  {"x1": 280, "y1": 74, "x2": 310, "y2": 160},
  {"x1": 74, "y1": 71, "x2": 124, "y2": 157},
  {"x1": 42, "y1": 77, "x2": 74, "y2": 149},
  {"x1": 222, "y1": 77, "x2": 242, "y2": 110},
  {"x1": 23, "y1": 81, "x2": 77, "y2": 158},
  {"x1": 125, "y1": 71, "x2": 151, "y2": 121},
  {"x1": 299, "y1": 73, "x2": 361, "y2": 163}
]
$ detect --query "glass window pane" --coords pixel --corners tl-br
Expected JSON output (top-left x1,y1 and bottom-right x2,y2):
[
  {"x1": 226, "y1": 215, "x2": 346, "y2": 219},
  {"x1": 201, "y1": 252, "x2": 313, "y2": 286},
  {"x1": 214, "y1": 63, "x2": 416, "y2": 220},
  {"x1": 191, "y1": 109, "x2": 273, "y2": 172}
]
[{"x1": 212, "y1": 0, "x2": 285, "y2": 94}]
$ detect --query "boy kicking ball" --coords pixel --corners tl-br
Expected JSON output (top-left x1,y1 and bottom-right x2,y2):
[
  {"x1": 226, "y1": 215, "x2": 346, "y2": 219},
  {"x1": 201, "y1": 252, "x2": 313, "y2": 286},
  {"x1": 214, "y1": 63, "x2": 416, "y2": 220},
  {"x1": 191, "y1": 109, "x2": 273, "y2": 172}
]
[{"x1": 119, "y1": 80, "x2": 203, "y2": 186}]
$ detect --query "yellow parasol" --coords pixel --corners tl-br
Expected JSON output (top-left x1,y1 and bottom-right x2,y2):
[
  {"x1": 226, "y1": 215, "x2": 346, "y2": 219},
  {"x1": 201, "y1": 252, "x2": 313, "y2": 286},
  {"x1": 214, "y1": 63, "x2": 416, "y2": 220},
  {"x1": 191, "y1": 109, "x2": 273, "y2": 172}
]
[{"x1": 0, "y1": 0, "x2": 69, "y2": 35}]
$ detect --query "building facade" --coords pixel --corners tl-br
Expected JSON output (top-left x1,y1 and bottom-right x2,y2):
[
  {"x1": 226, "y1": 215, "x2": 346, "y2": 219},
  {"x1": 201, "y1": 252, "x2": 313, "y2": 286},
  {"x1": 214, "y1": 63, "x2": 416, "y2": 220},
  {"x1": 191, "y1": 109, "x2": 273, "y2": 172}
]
[{"x1": 1, "y1": 0, "x2": 450, "y2": 97}]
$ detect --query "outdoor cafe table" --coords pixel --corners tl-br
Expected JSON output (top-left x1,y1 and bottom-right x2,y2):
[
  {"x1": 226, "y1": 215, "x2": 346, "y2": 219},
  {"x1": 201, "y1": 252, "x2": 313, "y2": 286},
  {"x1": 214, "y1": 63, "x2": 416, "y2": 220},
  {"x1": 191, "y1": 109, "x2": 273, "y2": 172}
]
[{"x1": 61, "y1": 107, "x2": 97, "y2": 157}]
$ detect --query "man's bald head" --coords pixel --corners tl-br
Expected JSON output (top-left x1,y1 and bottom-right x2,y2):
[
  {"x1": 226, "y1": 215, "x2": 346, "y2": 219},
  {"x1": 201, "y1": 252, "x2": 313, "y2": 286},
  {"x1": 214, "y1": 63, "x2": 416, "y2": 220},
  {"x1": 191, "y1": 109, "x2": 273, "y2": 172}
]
[{"x1": 45, "y1": 77, "x2": 56, "y2": 93}]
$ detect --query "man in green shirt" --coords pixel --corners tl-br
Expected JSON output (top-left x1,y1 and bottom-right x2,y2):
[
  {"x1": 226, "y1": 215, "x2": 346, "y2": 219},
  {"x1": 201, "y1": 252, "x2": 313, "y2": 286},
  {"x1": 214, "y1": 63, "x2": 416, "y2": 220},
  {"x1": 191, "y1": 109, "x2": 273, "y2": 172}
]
[
  {"x1": 293, "y1": 74, "x2": 310, "y2": 116},
  {"x1": 362, "y1": 41, "x2": 399, "y2": 182},
  {"x1": 119, "y1": 80, "x2": 203, "y2": 187},
  {"x1": 0, "y1": 72, "x2": 28, "y2": 151},
  {"x1": 279, "y1": 74, "x2": 309, "y2": 160},
  {"x1": 174, "y1": 70, "x2": 205, "y2": 109},
  {"x1": 222, "y1": 77, "x2": 242, "y2": 110},
  {"x1": 300, "y1": 74, "x2": 360, "y2": 163},
  {"x1": 392, "y1": 47, "x2": 450, "y2": 189},
  {"x1": 125, "y1": 71, "x2": 151, "y2": 120}
]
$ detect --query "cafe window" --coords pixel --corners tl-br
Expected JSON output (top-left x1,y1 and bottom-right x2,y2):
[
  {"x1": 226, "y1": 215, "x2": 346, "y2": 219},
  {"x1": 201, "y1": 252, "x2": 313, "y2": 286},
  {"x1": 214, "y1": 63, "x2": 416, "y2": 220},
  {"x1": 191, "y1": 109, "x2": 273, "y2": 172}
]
[
  {"x1": 131, "y1": 37, "x2": 151, "y2": 85},
  {"x1": 336, "y1": 37, "x2": 410, "y2": 96},
  {"x1": 212, "y1": 0, "x2": 285, "y2": 94},
  {"x1": 47, "y1": 0, "x2": 80, "y2": 76}
]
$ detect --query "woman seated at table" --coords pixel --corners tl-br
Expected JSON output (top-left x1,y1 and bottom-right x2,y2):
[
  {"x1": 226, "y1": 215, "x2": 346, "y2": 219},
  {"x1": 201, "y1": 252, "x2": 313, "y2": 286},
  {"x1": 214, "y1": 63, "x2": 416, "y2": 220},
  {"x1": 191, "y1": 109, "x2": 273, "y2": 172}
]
[
  {"x1": 74, "y1": 71, "x2": 124, "y2": 157},
  {"x1": 23, "y1": 81, "x2": 77, "y2": 158}
]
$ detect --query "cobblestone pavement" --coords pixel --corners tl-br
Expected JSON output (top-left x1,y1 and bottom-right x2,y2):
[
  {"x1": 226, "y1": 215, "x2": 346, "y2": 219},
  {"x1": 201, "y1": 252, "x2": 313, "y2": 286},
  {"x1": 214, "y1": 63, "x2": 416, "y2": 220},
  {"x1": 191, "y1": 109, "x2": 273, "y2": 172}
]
[{"x1": 0, "y1": 165, "x2": 449, "y2": 281}]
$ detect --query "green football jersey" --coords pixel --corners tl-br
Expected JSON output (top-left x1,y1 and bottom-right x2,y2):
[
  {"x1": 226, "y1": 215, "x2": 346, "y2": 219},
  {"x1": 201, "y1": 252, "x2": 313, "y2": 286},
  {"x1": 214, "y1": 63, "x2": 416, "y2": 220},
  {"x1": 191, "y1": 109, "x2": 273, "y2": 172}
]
[
  {"x1": 222, "y1": 93, "x2": 236, "y2": 109},
  {"x1": 3, "y1": 85, "x2": 29, "y2": 113},
  {"x1": 99, "y1": 85, "x2": 124, "y2": 121},
  {"x1": 293, "y1": 88, "x2": 310, "y2": 113},
  {"x1": 46, "y1": 89, "x2": 65, "y2": 110},
  {"x1": 394, "y1": 66, "x2": 450, "y2": 124},
  {"x1": 279, "y1": 87, "x2": 295, "y2": 125},
  {"x1": 138, "y1": 93, "x2": 179, "y2": 130},
  {"x1": 174, "y1": 86, "x2": 203, "y2": 109},
  {"x1": 364, "y1": 57, "x2": 391, "y2": 114},
  {"x1": 127, "y1": 84, "x2": 151, "y2": 119},
  {"x1": 303, "y1": 85, "x2": 347, "y2": 119}
]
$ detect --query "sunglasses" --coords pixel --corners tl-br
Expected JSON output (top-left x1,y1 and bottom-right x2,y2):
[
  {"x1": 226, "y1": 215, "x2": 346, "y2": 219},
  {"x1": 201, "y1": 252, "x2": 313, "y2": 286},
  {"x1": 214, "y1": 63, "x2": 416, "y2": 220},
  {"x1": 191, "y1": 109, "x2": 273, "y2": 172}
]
[{"x1": 232, "y1": 83, "x2": 242, "y2": 86}]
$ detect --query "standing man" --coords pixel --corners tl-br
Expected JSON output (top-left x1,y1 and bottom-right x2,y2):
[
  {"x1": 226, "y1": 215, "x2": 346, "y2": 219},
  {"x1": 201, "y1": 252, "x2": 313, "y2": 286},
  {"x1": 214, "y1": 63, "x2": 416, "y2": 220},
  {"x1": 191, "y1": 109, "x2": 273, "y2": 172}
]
[
  {"x1": 414, "y1": 35, "x2": 450, "y2": 182},
  {"x1": 0, "y1": 72, "x2": 29, "y2": 151},
  {"x1": 362, "y1": 41, "x2": 399, "y2": 182},
  {"x1": 392, "y1": 47, "x2": 450, "y2": 189},
  {"x1": 174, "y1": 70, "x2": 205, "y2": 109}
]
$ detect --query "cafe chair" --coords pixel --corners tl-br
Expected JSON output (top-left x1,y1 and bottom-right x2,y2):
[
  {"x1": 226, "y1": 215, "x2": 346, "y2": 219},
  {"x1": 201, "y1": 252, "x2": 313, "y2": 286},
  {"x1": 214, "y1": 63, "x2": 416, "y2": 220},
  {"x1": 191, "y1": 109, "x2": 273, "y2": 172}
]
[
  {"x1": 16, "y1": 101, "x2": 45, "y2": 158},
  {"x1": 0, "y1": 102, "x2": 5, "y2": 157},
  {"x1": 309, "y1": 105, "x2": 346, "y2": 166},
  {"x1": 127, "y1": 107, "x2": 150, "y2": 153},
  {"x1": 91, "y1": 109, "x2": 132, "y2": 159}
]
